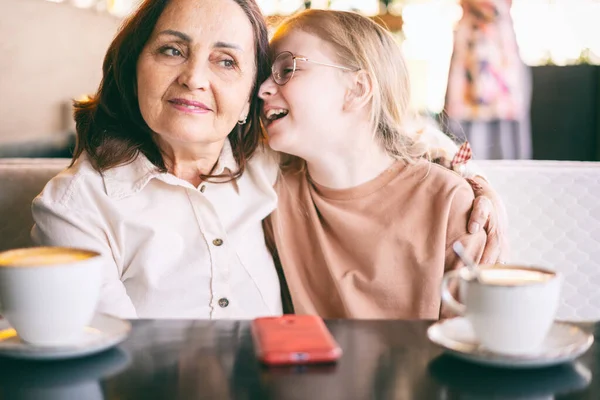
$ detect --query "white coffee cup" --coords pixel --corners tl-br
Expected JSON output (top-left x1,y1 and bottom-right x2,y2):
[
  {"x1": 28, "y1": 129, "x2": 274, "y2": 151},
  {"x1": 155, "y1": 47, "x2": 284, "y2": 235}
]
[
  {"x1": 441, "y1": 264, "x2": 562, "y2": 355},
  {"x1": 0, "y1": 246, "x2": 103, "y2": 346}
]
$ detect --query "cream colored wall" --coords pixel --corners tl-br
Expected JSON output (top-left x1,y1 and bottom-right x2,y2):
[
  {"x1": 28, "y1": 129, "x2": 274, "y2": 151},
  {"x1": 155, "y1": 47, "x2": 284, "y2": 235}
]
[{"x1": 0, "y1": 0, "x2": 122, "y2": 143}]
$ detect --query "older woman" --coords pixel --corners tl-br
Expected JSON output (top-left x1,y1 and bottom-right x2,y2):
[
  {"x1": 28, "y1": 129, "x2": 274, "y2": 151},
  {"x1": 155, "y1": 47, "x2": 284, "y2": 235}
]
[
  {"x1": 32, "y1": 0, "x2": 505, "y2": 319},
  {"x1": 32, "y1": 0, "x2": 280, "y2": 319}
]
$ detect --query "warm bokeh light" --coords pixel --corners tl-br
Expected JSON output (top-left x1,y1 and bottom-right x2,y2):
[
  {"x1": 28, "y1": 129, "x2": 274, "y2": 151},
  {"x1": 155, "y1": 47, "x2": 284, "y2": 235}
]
[
  {"x1": 398, "y1": 0, "x2": 600, "y2": 112},
  {"x1": 400, "y1": 1, "x2": 462, "y2": 113},
  {"x1": 328, "y1": 0, "x2": 379, "y2": 15},
  {"x1": 106, "y1": 0, "x2": 135, "y2": 16},
  {"x1": 44, "y1": 0, "x2": 600, "y2": 112},
  {"x1": 70, "y1": 0, "x2": 97, "y2": 8},
  {"x1": 512, "y1": 0, "x2": 600, "y2": 66}
]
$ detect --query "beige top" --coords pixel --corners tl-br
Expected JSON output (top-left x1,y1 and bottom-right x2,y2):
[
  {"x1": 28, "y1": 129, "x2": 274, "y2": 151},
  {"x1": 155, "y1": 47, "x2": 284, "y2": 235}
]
[{"x1": 267, "y1": 159, "x2": 487, "y2": 319}]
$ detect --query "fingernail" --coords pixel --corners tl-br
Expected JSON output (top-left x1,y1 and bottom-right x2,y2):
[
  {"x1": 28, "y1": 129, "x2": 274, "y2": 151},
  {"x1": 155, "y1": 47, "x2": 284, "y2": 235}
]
[{"x1": 469, "y1": 222, "x2": 480, "y2": 233}]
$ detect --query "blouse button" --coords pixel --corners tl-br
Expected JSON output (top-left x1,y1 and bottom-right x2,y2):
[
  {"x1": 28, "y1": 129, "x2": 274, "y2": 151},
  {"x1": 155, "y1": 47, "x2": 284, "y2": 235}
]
[
  {"x1": 212, "y1": 238, "x2": 223, "y2": 246},
  {"x1": 218, "y1": 298, "x2": 229, "y2": 308},
  {"x1": 200, "y1": 185, "x2": 206, "y2": 193}
]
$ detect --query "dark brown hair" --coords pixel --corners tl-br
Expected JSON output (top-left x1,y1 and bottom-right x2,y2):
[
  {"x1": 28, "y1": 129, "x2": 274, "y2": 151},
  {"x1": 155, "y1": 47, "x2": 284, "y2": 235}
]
[{"x1": 72, "y1": 0, "x2": 270, "y2": 181}]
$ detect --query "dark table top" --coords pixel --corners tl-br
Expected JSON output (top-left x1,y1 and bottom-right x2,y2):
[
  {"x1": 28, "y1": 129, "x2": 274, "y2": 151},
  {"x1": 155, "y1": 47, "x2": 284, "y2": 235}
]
[{"x1": 0, "y1": 319, "x2": 597, "y2": 400}]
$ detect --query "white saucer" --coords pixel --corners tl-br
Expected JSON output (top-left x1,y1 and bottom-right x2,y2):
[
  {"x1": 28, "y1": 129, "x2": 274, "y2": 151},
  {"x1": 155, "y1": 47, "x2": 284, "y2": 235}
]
[
  {"x1": 0, "y1": 313, "x2": 131, "y2": 360},
  {"x1": 427, "y1": 317, "x2": 594, "y2": 368}
]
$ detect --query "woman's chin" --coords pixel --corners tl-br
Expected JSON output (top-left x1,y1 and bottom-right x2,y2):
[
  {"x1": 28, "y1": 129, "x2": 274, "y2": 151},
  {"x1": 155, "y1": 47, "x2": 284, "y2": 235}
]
[{"x1": 155, "y1": 127, "x2": 227, "y2": 146}]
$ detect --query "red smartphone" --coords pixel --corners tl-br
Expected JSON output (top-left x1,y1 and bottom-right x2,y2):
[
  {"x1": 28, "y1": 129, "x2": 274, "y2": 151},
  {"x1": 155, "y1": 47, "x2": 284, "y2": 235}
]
[{"x1": 251, "y1": 315, "x2": 342, "y2": 366}]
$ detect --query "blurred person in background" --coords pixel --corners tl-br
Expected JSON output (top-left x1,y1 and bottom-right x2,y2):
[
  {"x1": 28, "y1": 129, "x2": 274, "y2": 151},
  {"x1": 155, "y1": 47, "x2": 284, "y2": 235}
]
[{"x1": 445, "y1": 0, "x2": 532, "y2": 160}]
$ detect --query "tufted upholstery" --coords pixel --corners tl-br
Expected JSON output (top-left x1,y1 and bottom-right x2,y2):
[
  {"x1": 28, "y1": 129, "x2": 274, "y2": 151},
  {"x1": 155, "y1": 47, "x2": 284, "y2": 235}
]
[
  {"x1": 0, "y1": 158, "x2": 70, "y2": 251},
  {"x1": 478, "y1": 160, "x2": 600, "y2": 321},
  {"x1": 0, "y1": 158, "x2": 599, "y2": 321}
]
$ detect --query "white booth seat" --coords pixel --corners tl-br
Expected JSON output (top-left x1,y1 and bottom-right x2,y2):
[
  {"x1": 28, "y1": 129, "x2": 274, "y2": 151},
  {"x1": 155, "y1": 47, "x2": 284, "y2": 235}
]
[
  {"x1": 1, "y1": 158, "x2": 599, "y2": 321},
  {"x1": 479, "y1": 160, "x2": 600, "y2": 321}
]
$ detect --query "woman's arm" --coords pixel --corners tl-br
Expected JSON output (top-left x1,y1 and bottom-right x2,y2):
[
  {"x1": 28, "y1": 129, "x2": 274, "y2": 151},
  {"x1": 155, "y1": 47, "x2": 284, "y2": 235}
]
[
  {"x1": 444, "y1": 184, "x2": 488, "y2": 271},
  {"x1": 419, "y1": 124, "x2": 509, "y2": 264},
  {"x1": 441, "y1": 183, "x2": 488, "y2": 318},
  {"x1": 31, "y1": 198, "x2": 138, "y2": 319},
  {"x1": 466, "y1": 176, "x2": 510, "y2": 264}
]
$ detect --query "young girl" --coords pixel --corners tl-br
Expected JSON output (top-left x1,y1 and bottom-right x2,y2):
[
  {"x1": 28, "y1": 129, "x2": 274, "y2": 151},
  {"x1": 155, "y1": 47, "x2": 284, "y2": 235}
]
[{"x1": 259, "y1": 10, "x2": 487, "y2": 319}]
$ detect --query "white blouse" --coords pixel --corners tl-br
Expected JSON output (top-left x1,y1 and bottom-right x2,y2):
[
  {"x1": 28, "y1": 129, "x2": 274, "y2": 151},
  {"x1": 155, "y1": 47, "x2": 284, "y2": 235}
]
[{"x1": 31, "y1": 141, "x2": 283, "y2": 319}]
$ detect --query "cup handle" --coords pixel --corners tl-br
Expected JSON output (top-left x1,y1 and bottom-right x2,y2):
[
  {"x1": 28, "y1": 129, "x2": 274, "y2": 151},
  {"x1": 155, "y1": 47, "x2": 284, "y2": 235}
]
[{"x1": 441, "y1": 270, "x2": 466, "y2": 316}]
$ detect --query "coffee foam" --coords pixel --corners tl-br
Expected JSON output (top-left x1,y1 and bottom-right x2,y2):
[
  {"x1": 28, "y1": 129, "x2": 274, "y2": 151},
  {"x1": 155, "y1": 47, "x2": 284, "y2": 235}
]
[
  {"x1": 0, "y1": 247, "x2": 97, "y2": 267},
  {"x1": 478, "y1": 267, "x2": 555, "y2": 286}
]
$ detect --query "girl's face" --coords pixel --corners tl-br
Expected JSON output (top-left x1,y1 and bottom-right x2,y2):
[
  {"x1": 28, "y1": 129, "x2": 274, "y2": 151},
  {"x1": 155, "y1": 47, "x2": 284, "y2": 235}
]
[{"x1": 258, "y1": 30, "x2": 354, "y2": 160}]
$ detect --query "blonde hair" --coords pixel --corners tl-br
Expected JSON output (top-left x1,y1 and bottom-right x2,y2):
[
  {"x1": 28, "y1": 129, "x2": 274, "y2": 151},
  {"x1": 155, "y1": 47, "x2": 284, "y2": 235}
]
[{"x1": 271, "y1": 9, "x2": 428, "y2": 164}]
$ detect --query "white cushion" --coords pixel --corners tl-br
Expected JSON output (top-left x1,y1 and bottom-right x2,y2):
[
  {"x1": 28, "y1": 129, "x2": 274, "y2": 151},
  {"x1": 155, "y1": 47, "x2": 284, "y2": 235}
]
[{"x1": 479, "y1": 160, "x2": 600, "y2": 321}]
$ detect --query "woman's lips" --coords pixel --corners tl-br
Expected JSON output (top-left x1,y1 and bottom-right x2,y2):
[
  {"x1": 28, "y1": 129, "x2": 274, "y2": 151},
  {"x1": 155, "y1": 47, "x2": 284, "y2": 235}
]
[{"x1": 168, "y1": 98, "x2": 212, "y2": 114}]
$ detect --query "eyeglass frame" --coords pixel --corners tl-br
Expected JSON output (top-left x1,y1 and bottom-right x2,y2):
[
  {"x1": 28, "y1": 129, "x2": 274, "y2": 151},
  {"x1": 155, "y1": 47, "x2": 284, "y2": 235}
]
[{"x1": 271, "y1": 51, "x2": 360, "y2": 86}]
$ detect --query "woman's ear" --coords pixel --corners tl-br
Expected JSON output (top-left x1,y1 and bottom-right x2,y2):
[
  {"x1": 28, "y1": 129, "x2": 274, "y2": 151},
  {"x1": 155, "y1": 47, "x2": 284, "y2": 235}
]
[{"x1": 344, "y1": 70, "x2": 373, "y2": 111}]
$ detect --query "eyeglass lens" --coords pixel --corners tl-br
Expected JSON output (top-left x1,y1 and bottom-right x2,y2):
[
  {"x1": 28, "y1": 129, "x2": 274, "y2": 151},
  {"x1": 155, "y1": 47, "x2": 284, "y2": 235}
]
[{"x1": 272, "y1": 52, "x2": 295, "y2": 85}]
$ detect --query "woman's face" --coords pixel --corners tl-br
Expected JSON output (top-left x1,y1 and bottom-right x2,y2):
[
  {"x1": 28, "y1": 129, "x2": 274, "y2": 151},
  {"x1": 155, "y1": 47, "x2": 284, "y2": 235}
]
[
  {"x1": 258, "y1": 29, "x2": 351, "y2": 160},
  {"x1": 136, "y1": 0, "x2": 256, "y2": 149}
]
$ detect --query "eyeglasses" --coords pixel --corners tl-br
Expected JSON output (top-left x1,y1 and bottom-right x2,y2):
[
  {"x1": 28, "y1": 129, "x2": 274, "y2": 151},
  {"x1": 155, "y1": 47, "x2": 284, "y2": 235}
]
[{"x1": 271, "y1": 51, "x2": 359, "y2": 86}]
